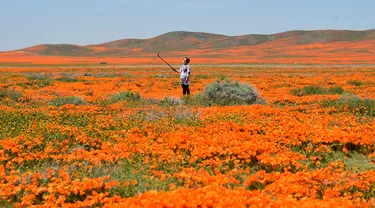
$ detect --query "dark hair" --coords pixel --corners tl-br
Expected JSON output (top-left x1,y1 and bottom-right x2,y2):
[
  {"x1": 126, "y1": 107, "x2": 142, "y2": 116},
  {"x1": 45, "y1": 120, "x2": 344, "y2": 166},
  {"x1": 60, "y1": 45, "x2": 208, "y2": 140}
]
[{"x1": 184, "y1": 57, "x2": 190, "y2": 64}]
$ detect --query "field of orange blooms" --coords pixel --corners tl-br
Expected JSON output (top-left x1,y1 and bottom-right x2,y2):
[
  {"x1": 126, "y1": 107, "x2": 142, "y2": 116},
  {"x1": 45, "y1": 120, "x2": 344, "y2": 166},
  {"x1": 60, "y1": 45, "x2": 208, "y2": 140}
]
[{"x1": 1, "y1": 65, "x2": 375, "y2": 207}]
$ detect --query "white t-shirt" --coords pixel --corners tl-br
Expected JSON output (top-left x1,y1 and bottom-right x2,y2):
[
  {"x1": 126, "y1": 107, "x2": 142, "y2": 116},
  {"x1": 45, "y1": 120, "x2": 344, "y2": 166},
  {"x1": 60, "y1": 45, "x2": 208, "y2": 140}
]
[{"x1": 178, "y1": 65, "x2": 191, "y2": 85}]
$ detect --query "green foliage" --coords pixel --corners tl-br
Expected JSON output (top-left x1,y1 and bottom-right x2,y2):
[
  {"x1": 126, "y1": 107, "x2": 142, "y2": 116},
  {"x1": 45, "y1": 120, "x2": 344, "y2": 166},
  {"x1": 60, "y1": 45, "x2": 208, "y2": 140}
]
[
  {"x1": 344, "y1": 152, "x2": 373, "y2": 172},
  {"x1": 1, "y1": 78, "x2": 9, "y2": 84},
  {"x1": 105, "y1": 91, "x2": 141, "y2": 105},
  {"x1": 194, "y1": 74, "x2": 209, "y2": 79},
  {"x1": 71, "y1": 158, "x2": 185, "y2": 198},
  {"x1": 159, "y1": 97, "x2": 184, "y2": 107},
  {"x1": 0, "y1": 87, "x2": 22, "y2": 101},
  {"x1": 347, "y1": 80, "x2": 365, "y2": 86},
  {"x1": 203, "y1": 79, "x2": 261, "y2": 106},
  {"x1": 56, "y1": 76, "x2": 81, "y2": 82},
  {"x1": 291, "y1": 85, "x2": 344, "y2": 96},
  {"x1": 327, "y1": 86, "x2": 345, "y2": 94},
  {"x1": 0, "y1": 201, "x2": 13, "y2": 208},
  {"x1": 182, "y1": 94, "x2": 210, "y2": 106},
  {"x1": 321, "y1": 93, "x2": 375, "y2": 117},
  {"x1": 26, "y1": 73, "x2": 54, "y2": 88},
  {"x1": 0, "y1": 110, "x2": 48, "y2": 139},
  {"x1": 291, "y1": 85, "x2": 325, "y2": 96},
  {"x1": 217, "y1": 74, "x2": 227, "y2": 80},
  {"x1": 49, "y1": 96, "x2": 87, "y2": 107}
]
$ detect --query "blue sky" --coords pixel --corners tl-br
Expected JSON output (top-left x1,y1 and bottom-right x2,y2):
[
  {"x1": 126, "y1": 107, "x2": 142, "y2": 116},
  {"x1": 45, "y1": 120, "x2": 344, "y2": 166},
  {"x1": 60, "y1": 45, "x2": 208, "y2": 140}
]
[{"x1": 1, "y1": 0, "x2": 374, "y2": 51}]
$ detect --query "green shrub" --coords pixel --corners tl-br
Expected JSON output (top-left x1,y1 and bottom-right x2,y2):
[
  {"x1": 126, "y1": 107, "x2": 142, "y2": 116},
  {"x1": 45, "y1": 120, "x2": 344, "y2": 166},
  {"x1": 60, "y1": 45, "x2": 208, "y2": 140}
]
[
  {"x1": 217, "y1": 74, "x2": 227, "y2": 80},
  {"x1": 347, "y1": 80, "x2": 365, "y2": 87},
  {"x1": 0, "y1": 88, "x2": 22, "y2": 101},
  {"x1": 203, "y1": 79, "x2": 261, "y2": 106},
  {"x1": 27, "y1": 73, "x2": 54, "y2": 88},
  {"x1": 1, "y1": 78, "x2": 9, "y2": 84},
  {"x1": 160, "y1": 97, "x2": 184, "y2": 107},
  {"x1": 291, "y1": 85, "x2": 326, "y2": 96},
  {"x1": 328, "y1": 86, "x2": 345, "y2": 94},
  {"x1": 57, "y1": 76, "x2": 80, "y2": 82},
  {"x1": 49, "y1": 96, "x2": 87, "y2": 107},
  {"x1": 291, "y1": 85, "x2": 344, "y2": 96},
  {"x1": 321, "y1": 93, "x2": 375, "y2": 117},
  {"x1": 182, "y1": 94, "x2": 210, "y2": 106},
  {"x1": 106, "y1": 91, "x2": 141, "y2": 105}
]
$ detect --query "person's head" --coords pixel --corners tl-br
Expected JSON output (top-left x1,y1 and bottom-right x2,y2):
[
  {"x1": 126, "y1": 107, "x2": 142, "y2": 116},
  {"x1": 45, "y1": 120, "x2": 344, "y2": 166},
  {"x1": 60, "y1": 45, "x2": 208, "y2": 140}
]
[{"x1": 183, "y1": 57, "x2": 190, "y2": 65}]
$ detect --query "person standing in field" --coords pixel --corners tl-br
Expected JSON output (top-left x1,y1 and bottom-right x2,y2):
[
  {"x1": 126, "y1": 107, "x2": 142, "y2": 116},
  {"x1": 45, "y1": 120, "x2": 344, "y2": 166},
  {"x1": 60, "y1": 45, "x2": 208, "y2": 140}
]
[{"x1": 176, "y1": 57, "x2": 191, "y2": 95}]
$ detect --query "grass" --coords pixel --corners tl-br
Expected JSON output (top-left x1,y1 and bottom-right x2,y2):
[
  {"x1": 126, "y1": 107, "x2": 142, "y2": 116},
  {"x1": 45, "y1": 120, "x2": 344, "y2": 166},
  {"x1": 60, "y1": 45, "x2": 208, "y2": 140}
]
[
  {"x1": 321, "y1": 93, "x2": 375, "y2": 117},
  {"x1": 0, "y1": 87, "x2": 22, "y2": 101},
  {"x1": 0, "y1": 110, "x2": 48, "y2": 139},
  {"x1": 49, "y1": 96, "x2": 87, "y2": 107},
  {"x1": 315, "y1": 151, "x2": 373, "y2": 172},
  {"x1": 22, "y1": 73, "x2": 54, "y2": 88},
  {"x1": 103, "y1": 91, "x2": 142, "y2": 105},
  {"x1": 291, "y1": 85, "x2": 344, "y2": 96},
  {"x1": 0, "y1": 201, "x2": 13, "y2": 208},
  {"x1": 194, "y1": 74, "x2": 209, "y2": 79},
  {"x1": 98, "y1": 159, "x2": 183, "y2": 198},
  {"x1": 159, "y1": 97, "x2": 184, "y2": 107},
  {"x1": 347, "y1": 79, "x2": 365, "y2": 86},
  {"x1": 56, "y1": 76, "x2": 82, "y2": 82}
]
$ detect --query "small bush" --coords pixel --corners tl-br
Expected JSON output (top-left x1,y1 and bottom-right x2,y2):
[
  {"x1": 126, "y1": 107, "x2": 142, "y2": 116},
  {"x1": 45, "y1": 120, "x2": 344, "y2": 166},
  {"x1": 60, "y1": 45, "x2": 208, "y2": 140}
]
[
  {"x1": 338, "y1": 93, "x2": 361, "y2": 102},
  {"x1": 49, "y1": 96, "x2": 87, "y2": 107},
  {"x1": 106, "y1": 91, "x2": 141, "y2": 105},
  {"x1": 291, "y1": 85, "x2": 344, "y2": 96},
  {"x1": 321, "y1": 93, "x2": 375, "y2": 117},
  {"x1": 57, "y1": 76, "x2": 80, "y2": 82},
  {"x1": 291, "y1": 85, "x2": 326, "y2": 96},
  {"x1": 182, "y1": 94, "x2": 210, "y2": 106},
  {"x1": 160, "y1": 97, "x2": 184, "y2": 107},
  {"x1": 0, "y1": 88, "x2": 22, "y2": 101},
  {"x1": 347, "y1": 80, "x2": 365, "y2": 87},
  {"x1": 217, "y1": 74, "x2": 227, "y2": 80},
  {"x1": 328, "y1": 86, "x2": 345, "y2": 94},
  {"x1": 27, "y1": 73, "x2": 53, "y2": 88},
  {"x1": 1, "y1": 78, "x2": 9, "y2": 84},
  {"x1": 203, "y1": 79, "x2": 261, "y2": 106},
  {"x1": 172, "y1": 106, "x2": 200, "y2": 124}
]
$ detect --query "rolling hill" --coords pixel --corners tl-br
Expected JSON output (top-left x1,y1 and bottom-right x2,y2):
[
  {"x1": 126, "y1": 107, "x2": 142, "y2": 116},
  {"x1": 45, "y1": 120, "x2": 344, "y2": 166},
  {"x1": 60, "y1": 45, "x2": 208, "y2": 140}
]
[
  {"x1": 6, "y1": 29, "x2": 375, "y2": 57},
  {"x1": 1, "y1": 29, "x2": 375, "y2": 65}
]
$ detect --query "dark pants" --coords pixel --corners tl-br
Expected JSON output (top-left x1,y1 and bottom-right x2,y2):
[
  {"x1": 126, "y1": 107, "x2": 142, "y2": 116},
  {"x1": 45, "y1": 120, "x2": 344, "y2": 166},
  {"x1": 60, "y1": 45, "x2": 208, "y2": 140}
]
[{"x1": 181, "y1": 84, "x2": 190, "y2": 95}]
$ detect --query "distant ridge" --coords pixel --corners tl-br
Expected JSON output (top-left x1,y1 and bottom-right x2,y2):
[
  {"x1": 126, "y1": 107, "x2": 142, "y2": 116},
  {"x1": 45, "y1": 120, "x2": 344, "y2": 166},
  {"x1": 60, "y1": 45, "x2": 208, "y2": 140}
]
[{"x1": 4, "y1": 29, "x2": 375, "y2": 57}]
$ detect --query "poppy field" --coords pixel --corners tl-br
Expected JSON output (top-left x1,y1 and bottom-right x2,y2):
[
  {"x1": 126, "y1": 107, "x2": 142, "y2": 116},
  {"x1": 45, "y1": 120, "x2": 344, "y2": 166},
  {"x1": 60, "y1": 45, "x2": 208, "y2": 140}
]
[{"x1": 1, "y1": 65, "x2": 375, "y2": 207}]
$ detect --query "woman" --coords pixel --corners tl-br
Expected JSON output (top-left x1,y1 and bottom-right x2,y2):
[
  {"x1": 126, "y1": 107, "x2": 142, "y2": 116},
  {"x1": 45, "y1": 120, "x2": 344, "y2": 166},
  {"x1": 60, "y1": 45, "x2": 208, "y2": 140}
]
[{"x1": 176, "y1": 57, "x2": 191, "y2": 95}]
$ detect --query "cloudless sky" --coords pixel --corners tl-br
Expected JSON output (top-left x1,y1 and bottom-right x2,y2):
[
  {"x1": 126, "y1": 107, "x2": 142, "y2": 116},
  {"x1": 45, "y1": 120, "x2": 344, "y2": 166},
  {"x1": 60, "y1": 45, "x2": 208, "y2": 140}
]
[{"x1": 1, "y1": 0, "x2": 374, "y2": 51}]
